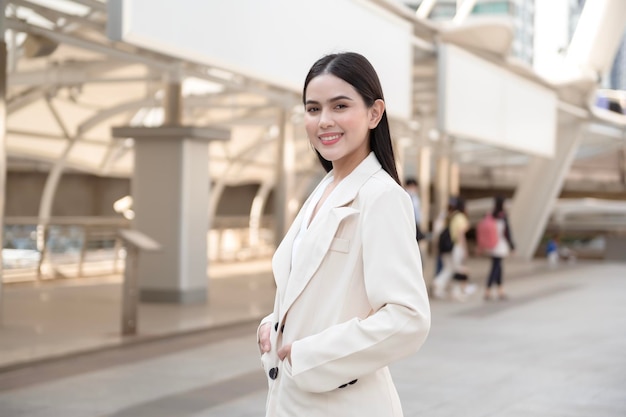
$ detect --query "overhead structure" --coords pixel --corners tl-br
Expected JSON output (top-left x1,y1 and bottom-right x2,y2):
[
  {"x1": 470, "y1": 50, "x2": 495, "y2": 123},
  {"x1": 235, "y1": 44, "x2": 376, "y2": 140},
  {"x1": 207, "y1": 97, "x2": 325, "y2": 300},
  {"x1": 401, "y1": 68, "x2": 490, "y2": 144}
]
[{"x1": 0, "y1": 0, "x2": 624, "y2": 283}]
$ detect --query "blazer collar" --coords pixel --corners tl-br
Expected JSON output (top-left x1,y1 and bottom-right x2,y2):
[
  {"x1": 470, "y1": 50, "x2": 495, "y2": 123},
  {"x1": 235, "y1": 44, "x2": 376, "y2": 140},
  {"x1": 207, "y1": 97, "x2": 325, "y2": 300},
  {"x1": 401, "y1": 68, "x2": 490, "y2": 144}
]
[
  {"x1": 321, "y1": 152, "x2": 382, "y2": 210},
  {"x1": 275, "y1": 152, "x2": 383, "y2": 321}
]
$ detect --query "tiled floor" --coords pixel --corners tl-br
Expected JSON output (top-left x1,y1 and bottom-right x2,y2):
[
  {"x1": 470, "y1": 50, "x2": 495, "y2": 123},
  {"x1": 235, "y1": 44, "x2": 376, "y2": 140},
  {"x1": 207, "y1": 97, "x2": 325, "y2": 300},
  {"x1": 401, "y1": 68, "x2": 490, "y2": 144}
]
[
  {"x1": 1, "y1": 257, "x2": 625, "y2": 416},
  {"x1": 0, "y1": 258, "x2": 275, "y2": 370}
]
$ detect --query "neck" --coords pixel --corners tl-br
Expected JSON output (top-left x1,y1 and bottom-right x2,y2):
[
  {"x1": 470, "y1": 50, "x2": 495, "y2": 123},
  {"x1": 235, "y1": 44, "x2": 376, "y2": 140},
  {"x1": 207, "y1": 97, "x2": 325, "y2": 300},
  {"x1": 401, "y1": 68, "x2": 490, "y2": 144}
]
[{"x1": 331, "y1": 149, "x2": 370, "y2": 183}]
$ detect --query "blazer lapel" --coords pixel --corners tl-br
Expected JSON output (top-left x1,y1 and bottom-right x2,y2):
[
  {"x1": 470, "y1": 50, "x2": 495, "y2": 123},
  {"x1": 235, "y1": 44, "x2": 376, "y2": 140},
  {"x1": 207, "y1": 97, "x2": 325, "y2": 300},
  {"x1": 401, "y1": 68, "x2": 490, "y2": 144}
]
[
  {"x1": 271, "y1": 172, "x2": 333, "y2": 293},
  {"x1": 279, "y1": 152, "x2": 382, "y2": 321},
  {"x1": 280, "y1": 206, "x2": 358, "y2": 319}
]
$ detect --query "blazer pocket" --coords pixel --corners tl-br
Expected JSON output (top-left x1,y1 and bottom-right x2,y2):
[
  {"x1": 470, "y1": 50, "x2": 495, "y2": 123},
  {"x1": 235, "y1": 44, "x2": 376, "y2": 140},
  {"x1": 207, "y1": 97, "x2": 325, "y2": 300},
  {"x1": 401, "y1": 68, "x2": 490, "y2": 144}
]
[{"x1": 329, "y1": 237, "x2": 350, "y2": 253}]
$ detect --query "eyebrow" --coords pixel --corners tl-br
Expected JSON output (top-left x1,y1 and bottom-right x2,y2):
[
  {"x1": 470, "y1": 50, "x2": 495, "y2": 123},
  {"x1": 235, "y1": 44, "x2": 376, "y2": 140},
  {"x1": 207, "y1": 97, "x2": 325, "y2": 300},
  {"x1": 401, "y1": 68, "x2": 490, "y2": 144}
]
[{"x1": 305, "y1": 95, "x2": 354, "y2": 105}]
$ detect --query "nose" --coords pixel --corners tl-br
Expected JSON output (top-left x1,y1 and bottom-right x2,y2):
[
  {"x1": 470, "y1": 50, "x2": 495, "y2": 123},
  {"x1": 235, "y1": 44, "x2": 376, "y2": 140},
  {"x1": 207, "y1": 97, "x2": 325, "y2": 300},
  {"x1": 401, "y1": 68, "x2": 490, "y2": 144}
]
[{"x1": 319, "y1": 109, "x2": 334, "y2": 128}]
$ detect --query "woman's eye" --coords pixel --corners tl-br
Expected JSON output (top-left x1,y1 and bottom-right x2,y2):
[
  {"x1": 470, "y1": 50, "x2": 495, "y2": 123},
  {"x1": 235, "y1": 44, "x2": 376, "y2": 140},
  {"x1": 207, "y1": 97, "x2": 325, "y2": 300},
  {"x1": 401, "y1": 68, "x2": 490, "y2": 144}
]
[
  {"x1": 335, "y1": 104, "x2": 347, "y2": 110},
  {"x1": 306, "y1": 107, "x2": 319, "y2": 113}
]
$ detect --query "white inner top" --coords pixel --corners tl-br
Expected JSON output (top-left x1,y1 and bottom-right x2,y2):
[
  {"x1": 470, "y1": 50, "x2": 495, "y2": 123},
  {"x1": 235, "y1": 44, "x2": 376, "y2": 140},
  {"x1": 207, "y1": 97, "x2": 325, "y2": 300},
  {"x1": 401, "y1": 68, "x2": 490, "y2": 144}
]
[{"x1": 291, "y1": 175, "x2": 335, "y2": 268}]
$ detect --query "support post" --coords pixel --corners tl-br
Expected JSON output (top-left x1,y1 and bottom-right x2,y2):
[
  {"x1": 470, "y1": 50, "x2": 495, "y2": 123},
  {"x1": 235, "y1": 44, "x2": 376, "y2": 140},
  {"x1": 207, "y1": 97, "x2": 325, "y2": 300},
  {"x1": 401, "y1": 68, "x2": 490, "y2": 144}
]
[
  {"x1": 0, "y1": 1, "x2": 7, "y2": 324},
  {"x1": 509, "y1": 121, "x2": 585, "y2": 259},
  {"x1": 449, "y1": 161, "x2": 460, "y2": 197},
  {"x1": 434, "y1": 136, "x2": 451, "y2": 215},
  {"x1": 273, "y1": 109, "x2": 295, "y2": 246},
  {"x1": 118, "y1": 229, "x2": 160, "y2": 335},
  {"x1": 418, "y1": 145, "x2": 432, "y2": 233},
  {"x1": 112, "y1": 125, "x2": 229, "y2": 303}
]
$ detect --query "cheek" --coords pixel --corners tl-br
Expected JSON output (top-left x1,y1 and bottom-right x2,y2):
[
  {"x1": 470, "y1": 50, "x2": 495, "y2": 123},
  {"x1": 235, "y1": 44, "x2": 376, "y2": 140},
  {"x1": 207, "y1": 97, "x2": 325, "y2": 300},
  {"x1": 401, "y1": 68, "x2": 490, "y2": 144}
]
[{"x1": 304, "y1": 118, "x2": 317, "y2": 138}]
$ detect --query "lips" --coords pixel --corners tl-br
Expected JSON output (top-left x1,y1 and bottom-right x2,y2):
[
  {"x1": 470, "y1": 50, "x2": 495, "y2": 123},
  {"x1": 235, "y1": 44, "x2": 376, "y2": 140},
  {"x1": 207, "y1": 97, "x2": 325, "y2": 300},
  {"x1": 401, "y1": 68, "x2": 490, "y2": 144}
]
[{"x1": 319, "y1": 133, "x2": 343, "y2": 145}]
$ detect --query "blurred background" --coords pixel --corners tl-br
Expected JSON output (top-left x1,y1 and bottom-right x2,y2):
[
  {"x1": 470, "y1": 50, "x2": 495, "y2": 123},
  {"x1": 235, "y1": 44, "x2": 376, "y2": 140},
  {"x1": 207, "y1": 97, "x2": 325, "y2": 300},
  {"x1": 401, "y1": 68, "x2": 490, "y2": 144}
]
[{"x1": 1, "y1": 0, "x2": 625, "y2": 285}]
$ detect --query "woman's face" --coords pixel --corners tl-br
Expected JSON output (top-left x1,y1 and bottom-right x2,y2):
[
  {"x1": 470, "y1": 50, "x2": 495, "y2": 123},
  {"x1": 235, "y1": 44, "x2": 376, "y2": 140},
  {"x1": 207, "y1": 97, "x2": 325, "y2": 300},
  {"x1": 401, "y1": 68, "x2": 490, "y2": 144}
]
[{"x1": 304, "y1": 74, "x2": 383, "y2": 171}]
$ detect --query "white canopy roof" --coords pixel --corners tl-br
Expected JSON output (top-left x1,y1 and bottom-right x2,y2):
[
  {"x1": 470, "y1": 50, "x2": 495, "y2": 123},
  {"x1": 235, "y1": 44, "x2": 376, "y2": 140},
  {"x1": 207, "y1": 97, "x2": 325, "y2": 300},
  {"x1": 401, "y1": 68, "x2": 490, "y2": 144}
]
[{"x1": 3, "y1": 0, "x2": 625, "y2": 189}]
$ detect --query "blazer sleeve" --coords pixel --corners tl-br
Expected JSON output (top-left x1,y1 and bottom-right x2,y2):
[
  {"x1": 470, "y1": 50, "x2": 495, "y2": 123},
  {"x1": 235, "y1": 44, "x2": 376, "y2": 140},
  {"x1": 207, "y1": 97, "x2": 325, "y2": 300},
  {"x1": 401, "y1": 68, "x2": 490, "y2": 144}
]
[
  {"x1": 257, "y1": 289, "x2": 280, "y2": 348},
  {"x1": 289, "y1": 187, "x2": 431, "y2": 393}
]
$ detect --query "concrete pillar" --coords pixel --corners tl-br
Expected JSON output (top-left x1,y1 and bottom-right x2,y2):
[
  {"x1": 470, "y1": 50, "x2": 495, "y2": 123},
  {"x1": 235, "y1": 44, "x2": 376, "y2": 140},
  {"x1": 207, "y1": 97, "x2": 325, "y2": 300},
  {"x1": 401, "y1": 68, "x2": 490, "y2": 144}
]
[
  {"x1": 112, "y1": 125, "x2": 229, "y2": 303},
  {"x1": 619, "y1": 145, "x2": 626, "y2": 186},
  {"x1": 434, "y1": 136, "x2": 451, "y2": 215},
  {"x1": 0, "y1": 2, "x2": 7, "y2": 323},
  {"x1": 449, "y1": 161, "x2": 460, "y2": 197},
  {"x1": 509, "y1": 121, "x2": 584, "y2": 260},
  {"x1": 273, "y1": 109, "x2": 295, "y2": 246},
  {"x1": 418, "y1": 145, "x2": 432, "y2": 232}
]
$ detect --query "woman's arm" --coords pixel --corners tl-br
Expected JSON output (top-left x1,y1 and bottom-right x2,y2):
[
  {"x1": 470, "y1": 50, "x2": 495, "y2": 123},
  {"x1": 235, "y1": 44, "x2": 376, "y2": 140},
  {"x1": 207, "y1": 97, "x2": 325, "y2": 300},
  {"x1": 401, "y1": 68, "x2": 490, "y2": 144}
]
[{"x1": 288, "y1": 187, "x2": 431, "y2": 393}]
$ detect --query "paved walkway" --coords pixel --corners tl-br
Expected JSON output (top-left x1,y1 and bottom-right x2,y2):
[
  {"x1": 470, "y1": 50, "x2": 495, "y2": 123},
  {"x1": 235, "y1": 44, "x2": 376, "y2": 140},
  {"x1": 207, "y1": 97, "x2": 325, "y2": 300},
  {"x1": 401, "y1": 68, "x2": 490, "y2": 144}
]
[
  {"x1": 0, "y1": 253, "x2": 549, "y2": 370},
  {"x1": 0, "y1": 258, "x2": 276, "y2": 370},
  {"x1": 1, "y1": 257, "x2": 625, "y2": 416}
]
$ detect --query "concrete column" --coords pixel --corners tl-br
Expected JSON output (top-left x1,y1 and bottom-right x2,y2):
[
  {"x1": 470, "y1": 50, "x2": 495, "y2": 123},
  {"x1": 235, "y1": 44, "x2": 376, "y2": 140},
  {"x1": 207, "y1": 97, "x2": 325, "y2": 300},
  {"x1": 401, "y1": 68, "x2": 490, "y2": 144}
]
[
  {"x1": 273, "y1": 109, "x2": 295, "y2": 246},
  {"x1": 509, "y1": 121, "x2": 584, "y2": 260},
  {"x1": 434, "y1": 136, "x2": 451, "y2": 215},
  {"x1": 619, "y1": 145, "x2": 626, "y2": 186},
  {"x1": 163, "y1": 81, "x2": 182, "y2": 125},
  {"x1": 396, "y1": 140, "x2": 406, "y2": 182},
  {"x1": 112, "y1": 126, "x2": 229, "y2": 303},
  {"x1": 449, "y1": 161, "x2": 460, "y2": 197},
  {"x1": 0, "y1": 2, "x2": 7, "y2": 323},
  {"x1": 249, "y1": 180, "x2": 273, "y2": 254},
  {"x1": 418, "y1": 145, "x2": 432, "y2": 233}
]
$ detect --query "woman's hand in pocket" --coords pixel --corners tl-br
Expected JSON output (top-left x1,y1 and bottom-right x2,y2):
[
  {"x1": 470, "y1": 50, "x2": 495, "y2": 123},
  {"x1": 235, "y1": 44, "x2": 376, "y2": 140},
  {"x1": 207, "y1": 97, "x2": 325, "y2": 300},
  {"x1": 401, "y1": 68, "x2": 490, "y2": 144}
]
[
  {"x1": 278, "y1": 343, "x2": 292, "y2": 365},
  {"x1": 258, "y1": 322, "x2": 272, "y2": 354}
]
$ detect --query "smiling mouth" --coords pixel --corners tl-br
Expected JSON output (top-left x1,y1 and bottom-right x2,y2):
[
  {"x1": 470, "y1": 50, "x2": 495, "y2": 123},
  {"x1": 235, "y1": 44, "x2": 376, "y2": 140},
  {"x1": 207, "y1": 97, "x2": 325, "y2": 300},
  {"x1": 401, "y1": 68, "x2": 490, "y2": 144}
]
[{"x1": 319, "y1": 133, "x2": 342, "y2": 144}]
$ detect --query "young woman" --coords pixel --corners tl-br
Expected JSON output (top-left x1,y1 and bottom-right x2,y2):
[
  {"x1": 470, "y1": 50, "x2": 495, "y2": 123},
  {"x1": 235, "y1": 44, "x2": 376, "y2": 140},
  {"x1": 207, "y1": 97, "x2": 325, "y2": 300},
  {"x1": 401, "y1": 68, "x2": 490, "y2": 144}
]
[
  {"x1": 257, "y1": 52, "x2": 431, "y2": 416},
  {"x1": 484, "y1": 196, "x2": 515, "y2": 300}
]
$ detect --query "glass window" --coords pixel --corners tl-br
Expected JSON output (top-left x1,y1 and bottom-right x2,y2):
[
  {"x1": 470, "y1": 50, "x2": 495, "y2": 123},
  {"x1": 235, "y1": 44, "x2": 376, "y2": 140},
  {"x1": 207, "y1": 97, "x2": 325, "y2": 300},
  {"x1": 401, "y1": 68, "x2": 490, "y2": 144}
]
[{"x1": 472, "y1": 1, "x2": 511, "y2": 15}]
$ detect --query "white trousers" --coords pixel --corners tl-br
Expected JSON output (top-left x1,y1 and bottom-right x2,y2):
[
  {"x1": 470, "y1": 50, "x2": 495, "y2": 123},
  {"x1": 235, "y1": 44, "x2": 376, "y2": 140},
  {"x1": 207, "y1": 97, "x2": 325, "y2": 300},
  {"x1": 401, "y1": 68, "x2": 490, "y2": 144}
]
[{"x1": 433, "y1": 244, "x2": 466, "y2": 296}]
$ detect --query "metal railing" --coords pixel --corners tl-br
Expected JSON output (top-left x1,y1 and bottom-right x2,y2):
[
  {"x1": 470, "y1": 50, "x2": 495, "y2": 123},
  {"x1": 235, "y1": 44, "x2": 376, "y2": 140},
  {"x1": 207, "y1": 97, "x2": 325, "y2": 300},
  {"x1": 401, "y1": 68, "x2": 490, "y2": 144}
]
[
  {"x1": 2, "y1": 215, "x2": 277, "y2": 283},
  {"x1": 2, "y1": 216, "x2": 130, "y2": 283}
]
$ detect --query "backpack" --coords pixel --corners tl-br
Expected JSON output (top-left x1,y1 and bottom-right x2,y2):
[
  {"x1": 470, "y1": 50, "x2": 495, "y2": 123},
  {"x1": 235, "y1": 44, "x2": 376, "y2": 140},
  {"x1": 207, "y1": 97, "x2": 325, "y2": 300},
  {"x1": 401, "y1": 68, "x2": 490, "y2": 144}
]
[
  {"x1": 476, "y1": 214, "x2": 498, "y2": 250},
  {"x1": 438, "y1": 227, "x2": 453, "y2": 254}
]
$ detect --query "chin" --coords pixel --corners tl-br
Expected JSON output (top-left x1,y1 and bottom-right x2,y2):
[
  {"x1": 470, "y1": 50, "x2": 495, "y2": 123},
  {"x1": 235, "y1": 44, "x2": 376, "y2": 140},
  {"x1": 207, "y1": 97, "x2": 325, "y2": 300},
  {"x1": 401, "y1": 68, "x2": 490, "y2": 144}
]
[{"x1": 318, "y1": 152, "x2": 339, "y2": 163}]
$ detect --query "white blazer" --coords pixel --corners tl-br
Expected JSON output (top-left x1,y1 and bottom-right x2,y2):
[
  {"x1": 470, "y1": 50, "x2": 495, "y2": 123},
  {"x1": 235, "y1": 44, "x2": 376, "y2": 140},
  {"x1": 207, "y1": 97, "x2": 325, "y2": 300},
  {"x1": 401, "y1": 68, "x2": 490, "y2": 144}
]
[{"x1": 260, "y1": 153, "x2": 431, "y2": 417}]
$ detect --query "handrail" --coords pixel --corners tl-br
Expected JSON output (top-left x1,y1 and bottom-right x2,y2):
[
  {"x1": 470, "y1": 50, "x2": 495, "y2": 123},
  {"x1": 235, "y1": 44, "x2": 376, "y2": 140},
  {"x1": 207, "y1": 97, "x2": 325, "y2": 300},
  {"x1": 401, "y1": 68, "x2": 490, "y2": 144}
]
[{"x1": 4, "y1": 216, "x2": 130, "y2": 226}]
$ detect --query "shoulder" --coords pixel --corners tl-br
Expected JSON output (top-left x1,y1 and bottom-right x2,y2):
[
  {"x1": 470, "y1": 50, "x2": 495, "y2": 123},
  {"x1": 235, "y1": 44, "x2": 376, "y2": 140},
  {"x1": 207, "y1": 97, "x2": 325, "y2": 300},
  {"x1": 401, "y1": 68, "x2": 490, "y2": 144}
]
[
  {"x1": 360, "y1": 170, "x2": 409, "y2": 201},
  {"x1": 354, "y1": 170, "x2": 412, "y2": 215}
]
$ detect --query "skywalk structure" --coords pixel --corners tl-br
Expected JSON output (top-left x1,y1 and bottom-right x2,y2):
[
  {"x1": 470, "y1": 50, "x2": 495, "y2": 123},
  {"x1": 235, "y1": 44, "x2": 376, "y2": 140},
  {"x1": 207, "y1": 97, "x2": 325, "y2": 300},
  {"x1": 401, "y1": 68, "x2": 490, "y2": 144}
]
[{"x1": 0, "y1": 0, "x2": 625, "y2": 304}]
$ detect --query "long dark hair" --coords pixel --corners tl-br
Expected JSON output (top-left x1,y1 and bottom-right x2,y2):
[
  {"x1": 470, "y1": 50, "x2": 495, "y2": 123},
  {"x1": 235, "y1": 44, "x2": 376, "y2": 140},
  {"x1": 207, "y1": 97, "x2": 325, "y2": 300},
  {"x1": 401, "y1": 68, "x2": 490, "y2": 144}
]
[
  {"x1": 492, "y1": 195, "x2": 506, "y2": 218},
  {"x1": 302, "y1": 52, "x2": 400, "y2": 185}
]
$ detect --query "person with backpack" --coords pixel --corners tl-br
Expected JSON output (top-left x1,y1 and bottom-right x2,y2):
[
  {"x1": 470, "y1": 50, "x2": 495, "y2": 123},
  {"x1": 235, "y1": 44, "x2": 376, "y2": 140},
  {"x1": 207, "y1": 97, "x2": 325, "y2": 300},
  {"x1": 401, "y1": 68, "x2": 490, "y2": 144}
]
[
  {"x1": 483, "y1": 196, "x2": 515, "y2": 301},
  {"x1": 432, "y1": 197, "x2": 470, "y2": 300}
]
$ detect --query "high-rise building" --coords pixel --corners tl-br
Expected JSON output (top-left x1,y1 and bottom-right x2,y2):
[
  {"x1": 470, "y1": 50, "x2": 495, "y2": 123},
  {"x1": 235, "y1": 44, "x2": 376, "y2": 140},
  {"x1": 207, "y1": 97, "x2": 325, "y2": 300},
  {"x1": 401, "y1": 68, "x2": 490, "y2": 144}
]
[
  {"x1": 398, "y1": 1, "x2": 536, "y2": 64},
  {"x1": 610, "y1": 42, "x2": 626, "y2": 91},
  {"x1": 568, "y1": 0, "x2": 626, "y2": 92}
]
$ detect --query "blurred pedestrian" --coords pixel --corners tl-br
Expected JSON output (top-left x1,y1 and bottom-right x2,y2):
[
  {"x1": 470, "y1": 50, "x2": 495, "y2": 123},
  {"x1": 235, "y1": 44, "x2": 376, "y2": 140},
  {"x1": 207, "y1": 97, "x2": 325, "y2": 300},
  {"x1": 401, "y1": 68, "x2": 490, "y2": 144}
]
[
  {"x1": 432, "y1": 197, "x2": 471, "y2": 300},
  {"x1": 404, "y1": 178, "x2": 425, "y2": 242},
  {"x1": 484, "y1": 196, "x2": 515, "y2": 301},
  {"x1": 546, "y1": 234, "x2": 559, "y2": 267}
]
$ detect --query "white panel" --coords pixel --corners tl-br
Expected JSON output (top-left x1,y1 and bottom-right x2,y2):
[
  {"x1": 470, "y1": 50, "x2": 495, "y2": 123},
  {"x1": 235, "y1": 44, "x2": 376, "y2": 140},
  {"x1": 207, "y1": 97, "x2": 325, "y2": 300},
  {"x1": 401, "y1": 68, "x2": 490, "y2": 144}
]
[
  {"x1": 108, "y1": 0, "x2": 414, "y2": 119},
  {"x1": 503, "y1": 77, "x2": 556, "y2": 154},
  {"x1": 443, "y1": 47, "x2": 503, "y2": 144},
  {"x1": 439, "y1": 44, "x2": 557, "y2": 157}
]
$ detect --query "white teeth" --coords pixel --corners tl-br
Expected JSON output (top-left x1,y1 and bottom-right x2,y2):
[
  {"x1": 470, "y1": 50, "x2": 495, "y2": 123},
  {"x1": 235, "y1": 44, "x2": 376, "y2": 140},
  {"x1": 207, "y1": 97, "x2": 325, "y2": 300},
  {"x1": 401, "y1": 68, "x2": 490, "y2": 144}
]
[{"x1": 320, "y1": 134, "x2": 341, "y2": 141}]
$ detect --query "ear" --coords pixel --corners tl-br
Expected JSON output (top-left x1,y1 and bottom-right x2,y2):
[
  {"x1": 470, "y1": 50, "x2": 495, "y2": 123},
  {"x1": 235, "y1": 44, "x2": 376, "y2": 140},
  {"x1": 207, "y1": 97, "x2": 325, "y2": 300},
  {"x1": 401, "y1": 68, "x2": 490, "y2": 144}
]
[{"x1": 368, "y1": 99, "x2": 385, "y2": 129}]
